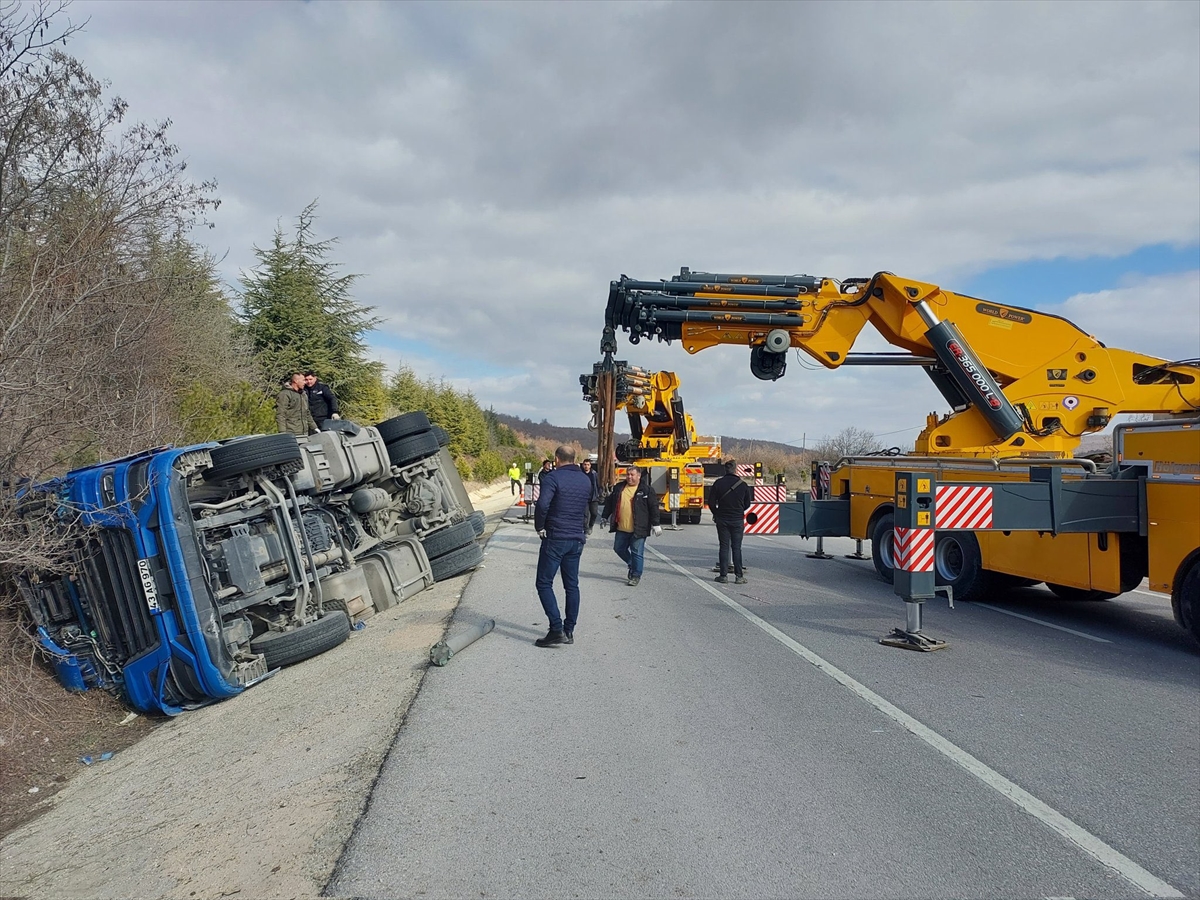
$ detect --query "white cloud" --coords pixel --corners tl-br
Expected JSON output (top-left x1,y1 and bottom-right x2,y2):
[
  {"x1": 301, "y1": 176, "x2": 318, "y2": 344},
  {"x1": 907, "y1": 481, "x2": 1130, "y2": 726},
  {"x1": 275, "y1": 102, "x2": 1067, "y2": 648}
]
[{"x1": 66, "y1": 0, "x2": 1200, "y2": 445}]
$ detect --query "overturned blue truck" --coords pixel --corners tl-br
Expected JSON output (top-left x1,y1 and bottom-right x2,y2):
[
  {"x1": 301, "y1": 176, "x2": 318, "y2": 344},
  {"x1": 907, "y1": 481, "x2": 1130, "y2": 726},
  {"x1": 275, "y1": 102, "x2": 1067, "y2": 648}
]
[{"x1": 18, "y1": 413, "x2": 484, "y2": 715}]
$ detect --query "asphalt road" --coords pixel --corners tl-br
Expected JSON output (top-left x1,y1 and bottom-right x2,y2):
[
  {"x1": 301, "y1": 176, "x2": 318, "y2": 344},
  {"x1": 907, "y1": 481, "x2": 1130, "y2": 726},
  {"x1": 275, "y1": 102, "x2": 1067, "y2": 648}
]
[{"x1": 328, "y1": 509, "x2": 1200, "y2": 900}]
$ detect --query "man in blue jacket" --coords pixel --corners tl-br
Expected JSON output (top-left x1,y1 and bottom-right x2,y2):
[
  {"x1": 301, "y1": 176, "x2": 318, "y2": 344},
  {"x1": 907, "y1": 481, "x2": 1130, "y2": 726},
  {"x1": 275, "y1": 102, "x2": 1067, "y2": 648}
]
[{"x1": 532, "y1": 445, "x2": 593, "y2": 647}]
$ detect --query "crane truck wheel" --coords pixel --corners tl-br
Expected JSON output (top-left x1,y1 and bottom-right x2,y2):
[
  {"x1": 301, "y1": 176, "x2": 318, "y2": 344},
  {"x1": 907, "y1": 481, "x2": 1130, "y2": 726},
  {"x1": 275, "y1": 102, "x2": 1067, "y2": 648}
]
[
  {"x1": 870, "y1": 513, "x2": 896, "y2": 583},
  {"x1": 933, "y1": 532, "x2": 989, "y2": 602},
  {"x1": 1172, "y1": 557, "x2": 1200, "y2": 642}
]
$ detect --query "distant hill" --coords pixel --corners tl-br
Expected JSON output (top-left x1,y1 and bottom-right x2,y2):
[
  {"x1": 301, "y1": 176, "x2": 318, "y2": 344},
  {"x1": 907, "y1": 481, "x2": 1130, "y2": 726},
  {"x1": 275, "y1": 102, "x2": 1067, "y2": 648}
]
[{"x1": 491, "y1": 412, "x2": 811, "y2": 473}]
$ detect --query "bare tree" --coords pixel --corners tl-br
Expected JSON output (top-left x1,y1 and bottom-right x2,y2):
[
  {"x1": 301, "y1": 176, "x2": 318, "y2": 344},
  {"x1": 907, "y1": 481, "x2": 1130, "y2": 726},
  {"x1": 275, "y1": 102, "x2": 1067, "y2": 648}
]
[
  {"x1": 0, "y1": 1, "x2": 222, "y2": 574},
  {"x1": 813, "y1": 426, "x2": 883, "y2": 461}
]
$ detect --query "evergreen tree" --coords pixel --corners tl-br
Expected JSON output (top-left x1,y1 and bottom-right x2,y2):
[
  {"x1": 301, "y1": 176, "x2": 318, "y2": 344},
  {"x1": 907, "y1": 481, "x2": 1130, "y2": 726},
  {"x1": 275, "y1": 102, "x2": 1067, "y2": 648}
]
[{"x1": 239, "y1": 201, "x2": 381, "y2": 420}]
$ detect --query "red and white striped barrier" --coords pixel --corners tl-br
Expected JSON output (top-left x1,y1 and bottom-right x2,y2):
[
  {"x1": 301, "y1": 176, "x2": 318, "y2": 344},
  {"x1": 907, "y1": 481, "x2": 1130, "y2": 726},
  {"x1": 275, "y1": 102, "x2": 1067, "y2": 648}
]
[
  {"x1": 744, "y1": 503, "x2": 780, "y2": 534},
  {"x1": 752, "y1": 485, "x2": 788, "y2": 503},
  {"x1": 735, "y1": 464, "x2": 754, "y2": 478},
  {"x1": 893, "y1": 526, "x2": 934, "y2": 572},
  {"x1": 935, "y1": 485, "x2": 993, "y2": 530}
]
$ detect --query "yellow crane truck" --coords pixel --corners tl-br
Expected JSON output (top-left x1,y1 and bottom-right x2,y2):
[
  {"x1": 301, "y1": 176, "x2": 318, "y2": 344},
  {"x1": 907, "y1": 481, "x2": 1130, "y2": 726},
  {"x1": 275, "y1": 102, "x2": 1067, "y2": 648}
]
[
  {"x1": 597, "y1": 268, "x2": 1200, "y2": 640},
  {"x1": 581, "y1": 365, "x2": 717, "y2": 524}
]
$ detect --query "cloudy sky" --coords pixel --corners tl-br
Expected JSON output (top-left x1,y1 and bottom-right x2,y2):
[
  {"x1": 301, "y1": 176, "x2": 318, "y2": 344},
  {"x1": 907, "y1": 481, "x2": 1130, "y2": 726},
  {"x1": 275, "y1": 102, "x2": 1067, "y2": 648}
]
[{"x1": 70, "y1": 0, "x2": 1199, "y2": 448}]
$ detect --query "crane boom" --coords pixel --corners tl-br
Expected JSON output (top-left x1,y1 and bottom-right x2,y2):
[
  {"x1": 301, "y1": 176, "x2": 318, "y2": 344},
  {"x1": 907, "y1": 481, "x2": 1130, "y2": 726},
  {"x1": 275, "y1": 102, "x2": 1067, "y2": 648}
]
[{"x1": 602, "y1": 269, "x2": 1200, "y2": 458}]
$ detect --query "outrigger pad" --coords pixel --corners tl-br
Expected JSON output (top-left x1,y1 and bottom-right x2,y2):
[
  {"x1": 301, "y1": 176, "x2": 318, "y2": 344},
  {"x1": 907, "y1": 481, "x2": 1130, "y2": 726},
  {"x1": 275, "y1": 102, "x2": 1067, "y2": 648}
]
[{"x1": 879, "y1": 629, "x2": 948, "y2": 652}]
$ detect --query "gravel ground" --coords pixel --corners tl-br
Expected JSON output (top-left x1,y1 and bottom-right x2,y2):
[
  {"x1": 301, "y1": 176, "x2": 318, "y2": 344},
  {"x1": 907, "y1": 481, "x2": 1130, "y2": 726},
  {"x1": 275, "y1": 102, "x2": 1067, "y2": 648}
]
[{"x1": 0, "y1": 482, "x2": 519, "y2": 900}]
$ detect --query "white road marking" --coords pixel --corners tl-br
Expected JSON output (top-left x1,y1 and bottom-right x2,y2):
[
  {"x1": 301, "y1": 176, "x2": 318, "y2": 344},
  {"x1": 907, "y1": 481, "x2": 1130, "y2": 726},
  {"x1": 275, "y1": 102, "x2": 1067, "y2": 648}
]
[
  {"x1": 972, "y1": 603, "x2": 1112, "y2": 644},
  {"x1": 649, "y1": 545, "x2": 1184, "y2": 899}
]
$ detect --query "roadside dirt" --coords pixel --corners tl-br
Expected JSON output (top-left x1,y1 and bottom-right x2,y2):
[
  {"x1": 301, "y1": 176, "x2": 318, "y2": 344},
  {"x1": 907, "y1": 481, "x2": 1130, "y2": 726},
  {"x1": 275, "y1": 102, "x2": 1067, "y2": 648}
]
[{"x1": 0, "y1": 482, "x2": 519, "y2": 900}]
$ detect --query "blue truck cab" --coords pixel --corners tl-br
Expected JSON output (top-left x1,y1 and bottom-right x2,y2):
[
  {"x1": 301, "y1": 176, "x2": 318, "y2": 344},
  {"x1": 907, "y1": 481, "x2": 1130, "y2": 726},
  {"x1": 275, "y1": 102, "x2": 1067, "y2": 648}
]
[{"x1": 20, "y1": 415, "x2": 481, "y2": 715}]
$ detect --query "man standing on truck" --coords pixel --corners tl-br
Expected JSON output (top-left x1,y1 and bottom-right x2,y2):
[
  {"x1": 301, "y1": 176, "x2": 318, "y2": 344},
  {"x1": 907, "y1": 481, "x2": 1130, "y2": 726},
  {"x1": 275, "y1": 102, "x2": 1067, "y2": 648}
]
[
  {"x1": 303, "y1": 371, "x2": 340, "y2": 430},
  {"x1": 533, "y1": 446, "x2": 593, "y2": 648},
  {"x1": 276, "y1": 373, "x2": 318, "y2": 437},
  {"x1": 708, "y1": 459, "x2": 751, "y2": 584}
]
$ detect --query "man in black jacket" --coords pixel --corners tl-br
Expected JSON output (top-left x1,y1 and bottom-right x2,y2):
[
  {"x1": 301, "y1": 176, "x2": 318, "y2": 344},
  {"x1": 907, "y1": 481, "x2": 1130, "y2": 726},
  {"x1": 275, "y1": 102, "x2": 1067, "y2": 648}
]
[
  {"x1": 601, "y1": 466, "x2": 662, "y2": 587},
  {"x1": 708, "y1": 459, "x2": 751, "y2": 584},
  {"x1": 304, "y1": 372, "x2": 340, "y2": 430},
  {"x1": 532, "y1": 446, "x2": 593, "y2": 647}
]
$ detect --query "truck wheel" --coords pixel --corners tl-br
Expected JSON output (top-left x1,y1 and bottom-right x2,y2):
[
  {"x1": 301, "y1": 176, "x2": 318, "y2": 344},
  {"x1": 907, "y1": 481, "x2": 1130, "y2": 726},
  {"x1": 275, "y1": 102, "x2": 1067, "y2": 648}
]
[
  {"x1": 376, "y1": 412, "x2": 431, "y2": 443},
  {"x1": 1173, "y1": 559, "x2": 1200, "y2": 642},
  {"x1": 934, "y1": 532, "x2": 989, "y2": 601},
  {"x1": 1046, "y1": 583, "x2": 1118, "y2": 602},
  {"x1": 205, "y1": 434, "x2": 302, "y2": 481},
  {"x1": 386, "y1": 432, "x2": 441, "y2": 467},
  {"x1": 871, "y1": 513, "x2": 895, "y2": 583},
  {"x1": 432, "y1": 425, "x2": 450, "y2": 447},
  {"x1": 249, "y1": 610, "x2": 351, "y2": 669},
  {"x1": 468, "y1": 511, "x2": 486, "y2": 537},
  {"x1": 430, "y1": 541, "x2": 484, "y2": 582},
  {"x1": 420, "y1": 520, "x2": 478, "y2": 558}
]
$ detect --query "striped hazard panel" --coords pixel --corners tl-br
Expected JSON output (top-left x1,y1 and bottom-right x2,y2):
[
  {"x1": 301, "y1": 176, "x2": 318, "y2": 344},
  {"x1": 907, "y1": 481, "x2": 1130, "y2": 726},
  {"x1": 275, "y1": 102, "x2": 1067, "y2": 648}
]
[
  {"x1": 893, "y1": 527, "x2": 934, "y2": 572},
  {"x1": 935, "y1": 485, "x2": 994, "y2": 530},
  {"x1": 752, "y1": 485, "x2": 788, "y2": 503},
  {"x1": 744, "y1": 504, "x2": 779, "y2": 534}
]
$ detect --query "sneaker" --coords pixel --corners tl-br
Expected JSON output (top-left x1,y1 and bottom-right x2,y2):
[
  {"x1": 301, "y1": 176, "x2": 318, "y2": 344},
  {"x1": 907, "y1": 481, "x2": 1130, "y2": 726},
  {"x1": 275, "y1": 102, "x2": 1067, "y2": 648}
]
[
  {"x1": 714, "y1": 575, "x2": 728, "y2": 583},
  {"x1": 626, "y1": 575, "x2": 640, "y2": 586},
  {"x1": 735, "y1": 576, "x2": 747, "y2": 584},
  {"x1": 564, "y1": 632, "x2": 574, "y2": 644},
  {"x1": 534, "y1": 630, "x2": 566, "y2": 648}
]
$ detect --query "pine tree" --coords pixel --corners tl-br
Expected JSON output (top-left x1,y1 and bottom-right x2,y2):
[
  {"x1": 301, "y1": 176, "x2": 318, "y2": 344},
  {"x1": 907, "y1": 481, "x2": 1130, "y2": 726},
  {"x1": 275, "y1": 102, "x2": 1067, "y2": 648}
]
[{"x1": 239, "y1": 201, "x2": 381, "y2": 419}]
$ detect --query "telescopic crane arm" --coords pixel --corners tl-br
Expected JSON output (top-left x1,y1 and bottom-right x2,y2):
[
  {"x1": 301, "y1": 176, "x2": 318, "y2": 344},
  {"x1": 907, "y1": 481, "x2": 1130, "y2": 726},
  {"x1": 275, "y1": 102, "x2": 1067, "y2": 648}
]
[
  {"x1": 601, "y1": 268, "x2": 1200, "y2": 459},
  {"x1": 582, "y1": 364, "x2": 696, "y2": 490}
]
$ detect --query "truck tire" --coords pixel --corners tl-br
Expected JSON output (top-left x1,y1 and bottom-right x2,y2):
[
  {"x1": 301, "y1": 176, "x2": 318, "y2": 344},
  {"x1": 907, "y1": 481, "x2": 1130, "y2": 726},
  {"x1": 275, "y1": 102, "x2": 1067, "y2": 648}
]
[
  {"x1": 468, "y1": 510, "x2": 486, "y2": 537},
  {"x1": 420, "y1": 520, "x2": 478, "y2": 558},
  {"x1": 386, "y1": 432, "x2": 441, "y2": 467},
  {"x1": 430, "y1": 541, "x2": 484, "y2": 582},
  {"x1": 1173, "y1": 558, "x2": 1200, "y2": 642},
  {"x1": 249, "y1": 610, "x2": 351, "y2": 669},
  {"x1": 934, "y1": 531, "x2": 989, "y2": 602},
  {"x1": 376, "y1": 412, "x2": 431, "y2": 443},
  {"x1": 205, "y1": 434, "x2": 302, "y2": 481},
  {"x1": 1046, "y1": 583, "x2": 1118, "y2": 602},
  {"x1": 871, "y1": 512, "x2": 895, "y2": 583},
  {"x1": 432, "y1": 425, "x2": 450, "y2": 448}
]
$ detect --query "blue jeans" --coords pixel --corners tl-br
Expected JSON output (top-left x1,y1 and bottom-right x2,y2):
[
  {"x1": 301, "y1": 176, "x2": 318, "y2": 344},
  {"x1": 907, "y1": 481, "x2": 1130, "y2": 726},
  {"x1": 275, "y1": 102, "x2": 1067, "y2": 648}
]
[
  {"x1": 613, "y1": 530, "x2": 645, "y2": 578},
  {"x1": 536, "y1": 538, "x2": 583, "y2": 634}
]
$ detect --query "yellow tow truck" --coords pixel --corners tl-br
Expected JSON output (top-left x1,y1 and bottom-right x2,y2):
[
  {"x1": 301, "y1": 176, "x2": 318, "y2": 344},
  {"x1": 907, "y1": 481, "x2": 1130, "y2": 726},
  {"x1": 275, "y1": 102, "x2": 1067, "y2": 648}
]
[
  {"x1": 581, "y1": 366, "x2": 718, "y2": 524},
  {"x1": 596, "y1": 268, "x2": 1200, "y2": 640}
]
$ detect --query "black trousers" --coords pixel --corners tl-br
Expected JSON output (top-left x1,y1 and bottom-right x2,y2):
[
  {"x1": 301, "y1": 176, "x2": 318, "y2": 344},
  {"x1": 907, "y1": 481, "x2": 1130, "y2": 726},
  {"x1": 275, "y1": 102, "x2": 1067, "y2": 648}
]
[
  {"x1": 715, "y1": 519, "x2": 745, "y2": 577},
  {"x1": 585, "y1": 500, "x2": 600, "y2": 533}
]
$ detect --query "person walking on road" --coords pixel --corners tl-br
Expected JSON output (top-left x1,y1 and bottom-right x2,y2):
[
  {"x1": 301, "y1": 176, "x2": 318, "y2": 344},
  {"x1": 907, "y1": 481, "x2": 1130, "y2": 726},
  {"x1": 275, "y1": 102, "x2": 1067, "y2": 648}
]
[
  {"x1": 580, "y1": 457, "x2": 601, "y2": 535},
  {"x1": 532, "y1": 446, "x2": 593, "y2": 647},
  {"x1": 276, "y1": 373, "x2": 318, "y2": 437},
  {"x1": 303, "y1": 372, "x2": 340, "y2": 431},
  {"x1": 709, "y1": 459, "x2": 751, "y2": 584},
  {"x1": 508, "y1": 463, "x2": 523, "y2": 496},
  {"x1": 601, "y1": 466, "x2": 661, "y2": 587}
]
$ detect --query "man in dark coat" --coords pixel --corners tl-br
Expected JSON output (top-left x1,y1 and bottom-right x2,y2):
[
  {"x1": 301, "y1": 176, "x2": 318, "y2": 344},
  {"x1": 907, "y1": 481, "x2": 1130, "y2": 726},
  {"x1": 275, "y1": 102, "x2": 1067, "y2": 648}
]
[
  {"x1": 580, "y1": 457, "x2": 601, "y2": 535},
  {"x1": 708, "y1": 459, "x2": 752, "y2": 584},
  {"x1": 601, "y1": 466, "x2": 662, "y2": 587},
  {"x1": 532, "y1": 445, "x2": 593, "y2": 647},
  {"x1": 303, "y1": 372, "x2": 340, "y2": 430}
]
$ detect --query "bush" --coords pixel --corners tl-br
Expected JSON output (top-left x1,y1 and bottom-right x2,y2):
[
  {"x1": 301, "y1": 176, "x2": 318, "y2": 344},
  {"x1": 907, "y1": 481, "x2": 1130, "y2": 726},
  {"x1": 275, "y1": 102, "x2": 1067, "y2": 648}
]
[{"x1": 472, "y1": 450, "x2": 505, "y2": 483}]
